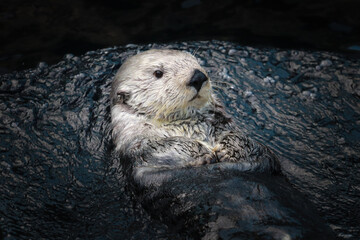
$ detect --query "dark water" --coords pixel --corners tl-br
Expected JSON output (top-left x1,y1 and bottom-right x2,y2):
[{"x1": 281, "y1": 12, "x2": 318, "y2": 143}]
[
  {"x1": 0, "y1": 41, "x2": 359, "y2": 239},
  {"x1": 1, "y1": 0, "x2": 360, "y2": 74}
]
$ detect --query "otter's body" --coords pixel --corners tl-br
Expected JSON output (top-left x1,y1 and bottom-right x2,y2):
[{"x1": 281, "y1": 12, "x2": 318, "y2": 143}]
[
  {"x1": 111, "y1": 49, "x2": 280, "y2": 181},
  {"x1": 110, "y1": 49, "x2": 335, "y2": 239}
]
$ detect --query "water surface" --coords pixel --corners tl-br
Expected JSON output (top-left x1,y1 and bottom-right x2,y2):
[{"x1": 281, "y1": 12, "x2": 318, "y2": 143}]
[{"x1": 0, "y1": 41, "x2": 359, "y2": 239}]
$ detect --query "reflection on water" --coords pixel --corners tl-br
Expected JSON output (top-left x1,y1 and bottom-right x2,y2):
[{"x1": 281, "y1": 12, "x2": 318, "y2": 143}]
[{"x1": 0, "y1": 41, "x2": 359, "y2": 239}]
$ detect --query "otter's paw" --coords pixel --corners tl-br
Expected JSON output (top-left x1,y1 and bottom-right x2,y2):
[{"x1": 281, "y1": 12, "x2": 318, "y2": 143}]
[
  {"x1": 214, "y1": 149, "x2": 231, "y2": 162},
  {"x1": 216, "y1": 133, "x2": 249, "y2": 162},
  {"x1": 189, "y1": 153, "x2": 217, "y2": 166}
]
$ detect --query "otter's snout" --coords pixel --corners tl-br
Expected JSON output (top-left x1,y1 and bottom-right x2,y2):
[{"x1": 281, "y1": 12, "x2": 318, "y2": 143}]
[{"x1": 187, "y1": 69, "x2": 208, "y2": 92}]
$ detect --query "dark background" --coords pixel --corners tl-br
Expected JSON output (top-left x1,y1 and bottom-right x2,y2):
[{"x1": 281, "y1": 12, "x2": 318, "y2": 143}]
[{"x1": 1, "y1": 0, "x2": 359, "y2": 74}]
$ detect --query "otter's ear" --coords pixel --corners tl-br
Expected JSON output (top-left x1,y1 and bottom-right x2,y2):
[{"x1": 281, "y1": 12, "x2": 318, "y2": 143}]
[{"x1": 113, "y1": 91, "x2": 130, "y2": 106}]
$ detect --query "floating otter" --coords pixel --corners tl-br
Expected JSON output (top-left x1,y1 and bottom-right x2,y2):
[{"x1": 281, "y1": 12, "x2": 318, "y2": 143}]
[
  {"x1": 111, "y1": 49, "x2": 280, "y2": 182},
  {"x1": 110, "y1": 49, "x2": 335, "y2": 239}
]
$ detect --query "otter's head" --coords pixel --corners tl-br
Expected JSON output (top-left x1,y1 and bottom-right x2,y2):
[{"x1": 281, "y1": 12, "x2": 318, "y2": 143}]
[{"x1": 111, "y1": 49, "x2": 213, "y2": 121}]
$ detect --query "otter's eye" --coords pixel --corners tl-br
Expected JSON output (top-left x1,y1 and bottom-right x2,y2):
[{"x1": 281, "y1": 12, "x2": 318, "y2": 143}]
[{"x1": 153, "y1": 70, "x2": 163, "y2": 79}]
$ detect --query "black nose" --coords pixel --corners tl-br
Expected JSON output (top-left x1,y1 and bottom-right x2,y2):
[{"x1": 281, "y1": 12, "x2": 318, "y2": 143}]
[{"x1": 187, "y1": 69, "x2": 208, "y2": 92}]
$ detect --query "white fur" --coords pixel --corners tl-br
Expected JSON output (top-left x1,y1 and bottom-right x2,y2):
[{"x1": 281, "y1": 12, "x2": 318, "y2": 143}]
[{"x1": 111, "y1": 49, "x2": 215, "y2": 153}]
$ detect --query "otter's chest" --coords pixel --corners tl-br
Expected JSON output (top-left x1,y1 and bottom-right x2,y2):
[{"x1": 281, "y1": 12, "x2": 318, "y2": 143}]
[{"x1": 162, "y1": 119, "x2": 216, "y2": 145}]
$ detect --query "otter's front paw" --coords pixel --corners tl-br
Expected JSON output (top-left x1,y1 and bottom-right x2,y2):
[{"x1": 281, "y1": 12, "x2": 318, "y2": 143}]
[
  {"x1": 216, "y1": 133, "x2": 248, "y2": 162},
  {"x1": 189, "y1": 153, "x2": 217, "y2": 166},
  {"x1": 214, "y1": 149, "x2": 231, "y2": 162}
]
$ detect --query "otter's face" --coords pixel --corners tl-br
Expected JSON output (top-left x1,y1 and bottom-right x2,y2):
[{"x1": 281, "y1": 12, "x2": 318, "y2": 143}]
[{"x1": 111, "y1": 49, "x2": 212, "y2": 121}]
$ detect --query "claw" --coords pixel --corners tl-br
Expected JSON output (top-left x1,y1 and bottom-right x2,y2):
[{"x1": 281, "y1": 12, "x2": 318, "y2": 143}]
[{"x1": 219, "y1": 154, "x2": 230, "y2": 162}]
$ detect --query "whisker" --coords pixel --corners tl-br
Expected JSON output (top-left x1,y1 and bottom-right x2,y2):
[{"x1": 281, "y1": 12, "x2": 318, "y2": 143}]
[
  {"x1": 212, "y1": 80, "x2": 233, "y2": 87},
  {"x1": 211, "y1": 85, "x2": 227, "y2": 91},
  {"x1": 192, "y1": 46, "x2": 200, "y2": 56}
]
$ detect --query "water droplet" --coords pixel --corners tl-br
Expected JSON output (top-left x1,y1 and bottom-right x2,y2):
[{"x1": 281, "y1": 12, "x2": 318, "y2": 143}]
[{"x1": 320, "y1": 59, "x2": 332, "y2": 67}]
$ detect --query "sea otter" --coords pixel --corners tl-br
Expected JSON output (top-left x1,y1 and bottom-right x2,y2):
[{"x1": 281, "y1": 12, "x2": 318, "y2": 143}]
[
  {"x1": 110, "y1": 49, "x2": 335, "y2": 239},
  {"x1": 111, "y1": 49, "x2": 280, "y2": 184}
]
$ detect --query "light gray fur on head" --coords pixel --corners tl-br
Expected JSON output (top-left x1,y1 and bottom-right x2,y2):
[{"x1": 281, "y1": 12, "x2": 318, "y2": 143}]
[
  {"x1": 111, "y1": 49, "x2": 213, "y2": 121},
  {"x1": 110, "y1": 49, "x2": 214, "y2": 152}
]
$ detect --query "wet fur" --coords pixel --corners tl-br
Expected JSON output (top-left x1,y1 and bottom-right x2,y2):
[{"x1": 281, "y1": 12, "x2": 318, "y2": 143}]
[{"x1": 111, "y1": 49, "x2": 280, "y2": 184}]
